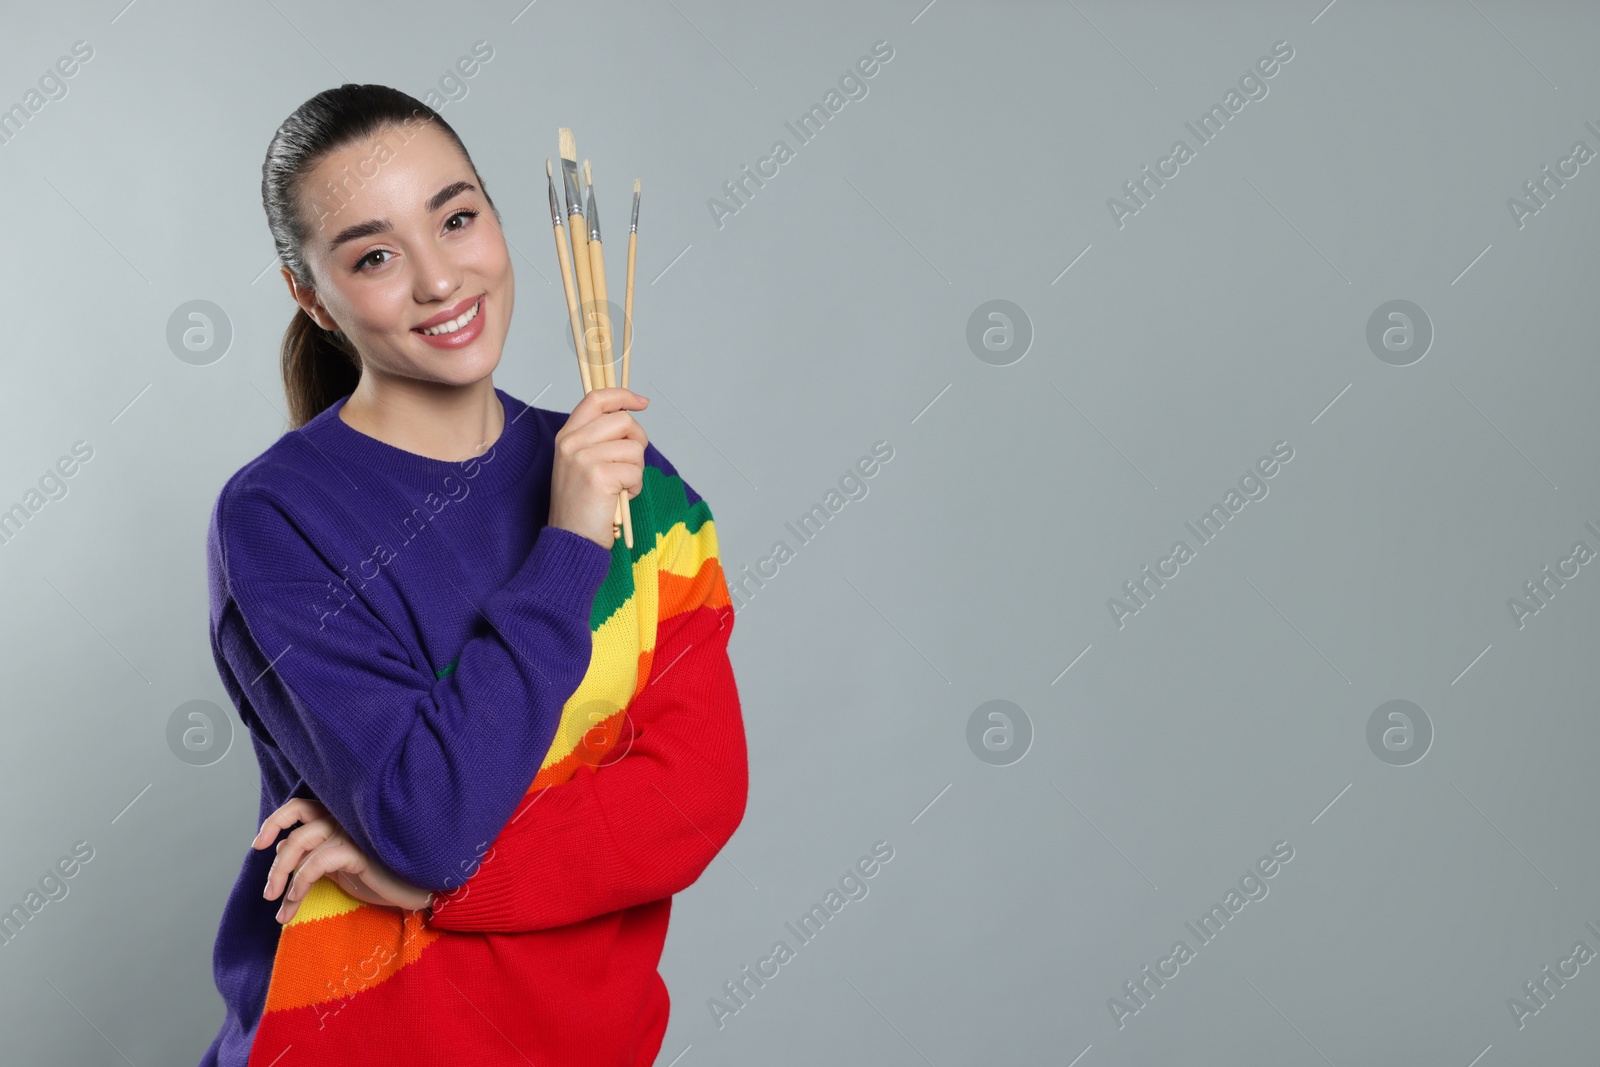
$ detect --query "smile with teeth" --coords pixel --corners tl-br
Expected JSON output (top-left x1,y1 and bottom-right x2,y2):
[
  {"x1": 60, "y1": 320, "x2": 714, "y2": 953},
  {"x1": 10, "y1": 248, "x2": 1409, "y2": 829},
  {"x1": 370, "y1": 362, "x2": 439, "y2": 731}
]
[{"x1": 417, "y1": 297, "x2": 482, "y2": 336}]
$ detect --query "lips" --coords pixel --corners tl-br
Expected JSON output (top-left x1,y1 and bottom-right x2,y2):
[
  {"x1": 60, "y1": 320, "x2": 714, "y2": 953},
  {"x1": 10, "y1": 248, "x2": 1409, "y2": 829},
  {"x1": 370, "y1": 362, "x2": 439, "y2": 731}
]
[
  {"x1": 413, "y1": 293, "x2": 484, "y2": 333},
  {"x1": 411, "y1": 293, "x2": 488, "y2": 349}
]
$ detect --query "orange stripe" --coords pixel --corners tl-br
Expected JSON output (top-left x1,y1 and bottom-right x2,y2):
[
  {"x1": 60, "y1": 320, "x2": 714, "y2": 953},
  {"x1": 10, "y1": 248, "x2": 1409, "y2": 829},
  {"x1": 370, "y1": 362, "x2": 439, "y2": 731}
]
[
  {"x1": 660, "y1": 554, "x2": 728, "y2": 619},
  {"x1": 262, "y1": 906, "x2": 440, "y2": 1012}
]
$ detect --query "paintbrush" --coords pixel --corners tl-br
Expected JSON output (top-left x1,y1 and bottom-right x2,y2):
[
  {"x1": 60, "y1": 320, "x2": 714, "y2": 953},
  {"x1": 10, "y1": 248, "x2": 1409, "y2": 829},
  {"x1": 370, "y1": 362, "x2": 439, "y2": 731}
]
[
  {"x1": 558, "y1": 130, "x2": 602, "y2": 399},
  {"x1": 582, "y1": 157, "x2": 634, "y2": 549},
  {"x1": 547, "y1": 158, "x2": 592, "y2": 394},
  {"x1": 623, "y1": 179, "x2": 638, "y2": 390},
  {"x1": 583, "y1": 160, "x2": 618, "y2": 391},
  {"x1": 558, "y1": 129, "x2": 632, "y2": 546}
]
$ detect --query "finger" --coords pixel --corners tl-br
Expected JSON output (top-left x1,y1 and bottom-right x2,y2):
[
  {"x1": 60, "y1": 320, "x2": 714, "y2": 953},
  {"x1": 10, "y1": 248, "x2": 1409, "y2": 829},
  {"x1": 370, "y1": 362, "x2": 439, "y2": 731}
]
[
  {"x1": 561, "y1": 439, "x2": 646, "y2": 496},
  {"x1": 612, "y1": 411, "x2": 649, "y2": 450},
  {"x1": 569, "y1": 387, "x2": 649, "y2": 429},
  {"x1": 267, "y1": 819, "x2": 332, "y2": 901},
  {"x1": 253, "y1": 796, "x2": 327, "y2": 849},
  {"x1": 580, "y1": 438, "x2": 647, "y2": 471},
  {"x1": 612, "y1": 455, "x2": 648, "y2": 491},
  {"x1": 585, "y1": 386, "x2": 650, "y2": 412},
  {"x1": 278, "y1": 841, "x2": 362, "y2": 924},
  {"x1": 580, "y1": 458, "x2": 648, "y2": 501},
  {"x1": 589, "y1": 465, "x2": 647, "y2": 502},
  {"x1": 594, "y1": 408, "x2": 648, "y2": 441},
  {"x1": 253, "y1": 801, "x2": 306, "y2": 849},
  {"x1": 560, "y1": 410, "x2": 648, "y2": 453},
  {"x1": 265, "y1": 817, "x2": 337, "y2": 901},
  {"x1": 276, "y1": 841, "x2": 355, "y2": 923}
]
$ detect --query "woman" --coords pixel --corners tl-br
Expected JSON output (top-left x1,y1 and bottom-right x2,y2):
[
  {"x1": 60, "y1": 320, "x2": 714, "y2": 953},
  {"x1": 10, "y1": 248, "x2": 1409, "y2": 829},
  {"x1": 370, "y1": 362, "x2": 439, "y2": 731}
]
[{"x1": 198, "y1": 84, "x2": 747, "y2": 1066}]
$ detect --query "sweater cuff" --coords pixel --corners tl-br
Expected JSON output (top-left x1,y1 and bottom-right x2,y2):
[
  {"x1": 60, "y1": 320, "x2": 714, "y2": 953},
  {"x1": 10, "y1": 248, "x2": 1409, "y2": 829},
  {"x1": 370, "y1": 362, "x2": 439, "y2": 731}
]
[
  {"x1": 514, "y1": 525, "x2": 614, "y2": 612},
  {"x1": 425, "y1": 788, "x2": 602, "y2": 929}
]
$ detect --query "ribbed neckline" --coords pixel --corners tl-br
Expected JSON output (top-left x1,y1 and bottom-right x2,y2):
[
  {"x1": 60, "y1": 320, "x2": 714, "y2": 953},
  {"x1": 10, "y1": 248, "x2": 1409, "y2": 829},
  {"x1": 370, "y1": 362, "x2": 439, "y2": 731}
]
[{"x1": 301, "y1": 386, "x2": 544, "y2": 495}]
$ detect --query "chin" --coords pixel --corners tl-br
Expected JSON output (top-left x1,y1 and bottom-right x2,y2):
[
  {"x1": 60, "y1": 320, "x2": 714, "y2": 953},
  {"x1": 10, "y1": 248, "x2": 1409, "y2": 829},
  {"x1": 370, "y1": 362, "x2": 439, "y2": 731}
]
[
  {"x1": 440, "y1": 348, "x2": 503, "y2": 384},
  {"x1": 400, "y1": 331, "x2": 504, "y2": 380}
]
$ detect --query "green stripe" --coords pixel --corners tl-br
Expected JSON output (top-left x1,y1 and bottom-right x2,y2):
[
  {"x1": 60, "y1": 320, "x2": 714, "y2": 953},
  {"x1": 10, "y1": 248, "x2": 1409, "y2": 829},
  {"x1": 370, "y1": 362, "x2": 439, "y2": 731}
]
[
  {"x1": 589, "y1": 463, "x2": 715, "y2": 631},
  {"x1": 430, "y1": 468, "x2": 711, "y2": 678}
]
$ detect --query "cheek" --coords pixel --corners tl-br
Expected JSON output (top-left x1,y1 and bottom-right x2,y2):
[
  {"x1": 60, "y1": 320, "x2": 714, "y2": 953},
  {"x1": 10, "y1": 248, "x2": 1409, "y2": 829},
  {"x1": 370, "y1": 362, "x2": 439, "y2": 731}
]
[
  {"x1": 362, "y1": 288, "x2": 416, "y2": 336},
  {"x1": 328, "y1": 284, "x2": 410, "y2": 345},
  {"x1": 483, "y1": 238, "x2": 513, "y2": 309},
  {"x1": 479, "y1": 229, "x2": 513, "y2": 279},
  {"x1": 494, "y1": 281, "x2": 514, "y2": 341}
]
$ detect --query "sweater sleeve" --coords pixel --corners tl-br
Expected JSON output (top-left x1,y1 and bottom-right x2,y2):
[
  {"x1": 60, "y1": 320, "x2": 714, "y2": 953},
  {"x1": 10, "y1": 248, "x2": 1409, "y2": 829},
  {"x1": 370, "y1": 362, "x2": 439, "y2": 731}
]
[
  {"x1": 209, "y1": 485, "x2": 613, "y2": 894},
  {"x1": 425, "y1": 477, "x2": 748, "y2": 932}
]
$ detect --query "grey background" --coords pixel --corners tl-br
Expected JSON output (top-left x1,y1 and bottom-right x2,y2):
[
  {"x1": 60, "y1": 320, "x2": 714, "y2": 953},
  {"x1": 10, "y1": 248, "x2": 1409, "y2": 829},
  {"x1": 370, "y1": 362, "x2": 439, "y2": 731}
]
[{"x1": 1, "y1": 0, "x2": 1595, "y2": 1063}]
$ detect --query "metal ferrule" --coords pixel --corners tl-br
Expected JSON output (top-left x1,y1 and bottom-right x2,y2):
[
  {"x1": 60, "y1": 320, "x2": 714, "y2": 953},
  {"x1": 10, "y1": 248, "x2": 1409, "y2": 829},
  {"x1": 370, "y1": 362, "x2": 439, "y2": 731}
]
[
  {"x1": 561, "y1": 158, "x2": 583, "y2": 220},
  {"x1": 546, "y1": 172, "x2": 562, "y2": 227},
  {"x1": 629, "y1": 189, "x2": 640, "y2": 233},
  {"x1": 586, "y1": 186, "x2": 601, "y2": 242}
]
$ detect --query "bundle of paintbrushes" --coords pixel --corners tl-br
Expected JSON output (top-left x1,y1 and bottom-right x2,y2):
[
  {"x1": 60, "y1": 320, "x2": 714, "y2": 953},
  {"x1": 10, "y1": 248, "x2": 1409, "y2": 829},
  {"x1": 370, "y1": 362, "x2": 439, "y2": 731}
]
[{"x1": 546, "y1": 127, "x2": 641, "y2": 548}]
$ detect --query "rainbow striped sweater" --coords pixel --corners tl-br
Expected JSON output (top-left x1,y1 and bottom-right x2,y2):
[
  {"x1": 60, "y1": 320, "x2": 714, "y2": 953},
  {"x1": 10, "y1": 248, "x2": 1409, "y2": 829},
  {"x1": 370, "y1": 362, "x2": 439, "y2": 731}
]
[{"x1": 199, "y1": 387, "x2": 746, "y2": 1066}]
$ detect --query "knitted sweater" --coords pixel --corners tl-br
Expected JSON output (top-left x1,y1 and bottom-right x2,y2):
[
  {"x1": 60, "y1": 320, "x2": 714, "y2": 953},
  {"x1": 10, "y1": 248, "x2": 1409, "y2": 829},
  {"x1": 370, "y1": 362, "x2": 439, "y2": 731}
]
[{"x1": 197, "y1": 387, "x2": 746, "y2": 1066}]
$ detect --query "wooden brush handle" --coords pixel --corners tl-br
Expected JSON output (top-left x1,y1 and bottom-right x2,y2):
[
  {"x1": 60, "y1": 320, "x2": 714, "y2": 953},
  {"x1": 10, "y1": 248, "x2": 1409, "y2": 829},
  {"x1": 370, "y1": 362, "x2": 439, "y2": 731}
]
[
  {"x1": 567, "y1": 213, "x2": 603, "y2": 397},
  {"x1": 552, "y1": 220, "x2": 591, "y2": 394},
  {"x1": 587, "y1": 239, "x2": 634, "y2": 547},
  {"x1": 590, "y1": 241, "x2": 617, "y2": 389},
  {"x1": 623, "y1": 231, "x2": 636, "y2": 389}
]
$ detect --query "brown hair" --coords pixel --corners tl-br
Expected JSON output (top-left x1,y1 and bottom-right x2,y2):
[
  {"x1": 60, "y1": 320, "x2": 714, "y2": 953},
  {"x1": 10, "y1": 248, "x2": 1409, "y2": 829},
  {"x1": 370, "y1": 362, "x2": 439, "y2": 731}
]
[{"x1": 261, "y1": 83, "x2": 501, "y2": 428}]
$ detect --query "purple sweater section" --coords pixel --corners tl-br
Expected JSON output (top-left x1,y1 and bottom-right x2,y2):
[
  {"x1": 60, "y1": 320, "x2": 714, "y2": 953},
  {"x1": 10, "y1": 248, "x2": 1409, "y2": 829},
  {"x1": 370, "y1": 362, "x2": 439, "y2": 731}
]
[{"x1": 198, "y1": 388, "x2": 624, "y2": 1066}]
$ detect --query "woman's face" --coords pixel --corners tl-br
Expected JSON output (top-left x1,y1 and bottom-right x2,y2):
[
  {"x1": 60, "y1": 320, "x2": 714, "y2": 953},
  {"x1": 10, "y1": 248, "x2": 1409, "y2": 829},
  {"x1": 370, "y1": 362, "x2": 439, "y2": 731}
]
[{"x1": 285, "y1": 121, "x2": 513, "y2": 390}]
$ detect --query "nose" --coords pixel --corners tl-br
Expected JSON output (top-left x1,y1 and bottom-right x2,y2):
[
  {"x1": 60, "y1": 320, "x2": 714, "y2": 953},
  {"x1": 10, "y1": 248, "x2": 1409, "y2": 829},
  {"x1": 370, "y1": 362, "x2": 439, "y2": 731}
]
[{"x1": 409, "y1": 239, "x2": 462, "y2": 305}]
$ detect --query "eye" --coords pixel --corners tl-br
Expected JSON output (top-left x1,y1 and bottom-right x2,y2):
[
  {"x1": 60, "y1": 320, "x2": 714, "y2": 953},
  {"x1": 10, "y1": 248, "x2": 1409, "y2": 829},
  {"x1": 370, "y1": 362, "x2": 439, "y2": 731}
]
[{"x1": 353, "y1": 211, "x2": 478, "y2": 273}]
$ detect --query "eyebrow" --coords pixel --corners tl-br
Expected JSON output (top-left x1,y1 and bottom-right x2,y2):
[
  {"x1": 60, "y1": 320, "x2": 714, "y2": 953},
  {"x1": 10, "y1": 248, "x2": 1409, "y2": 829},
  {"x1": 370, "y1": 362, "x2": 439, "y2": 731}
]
[{"x1": 326, "y1": 181, "x2": 478, "y2": 252}]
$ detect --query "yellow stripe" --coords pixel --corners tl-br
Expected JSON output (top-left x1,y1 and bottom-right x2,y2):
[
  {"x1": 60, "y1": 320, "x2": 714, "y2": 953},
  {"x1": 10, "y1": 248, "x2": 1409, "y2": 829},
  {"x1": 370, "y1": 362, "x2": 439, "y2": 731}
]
[
  {"x1": 284, "y1": 874, "x2": 365, "y2": 926},
  {"x1": 538, "y1": 516, "x2": 720, "y2": 770}
]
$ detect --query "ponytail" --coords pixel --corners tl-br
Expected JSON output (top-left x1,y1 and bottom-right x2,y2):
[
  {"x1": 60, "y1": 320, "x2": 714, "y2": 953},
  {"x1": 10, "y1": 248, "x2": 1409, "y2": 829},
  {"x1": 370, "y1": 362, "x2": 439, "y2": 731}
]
[
  {"x1": 280, "y1": 305, "x2": 361, "y2": 431},
  {"x1": 262, "y1": 83, "x2": 495, "y2": 429}
]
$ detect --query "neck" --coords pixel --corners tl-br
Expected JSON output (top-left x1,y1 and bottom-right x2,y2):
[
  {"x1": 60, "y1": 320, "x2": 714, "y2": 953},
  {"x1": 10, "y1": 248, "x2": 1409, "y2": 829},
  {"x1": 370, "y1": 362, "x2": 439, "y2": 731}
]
[{"x1": 339, "y1": 376, "x2": 505, "y2": 462}]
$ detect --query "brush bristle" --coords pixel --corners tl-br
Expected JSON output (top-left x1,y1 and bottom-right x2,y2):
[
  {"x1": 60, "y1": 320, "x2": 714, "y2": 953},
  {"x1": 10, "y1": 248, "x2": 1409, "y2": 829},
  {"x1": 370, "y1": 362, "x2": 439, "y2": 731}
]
[
  {"x1": 634, "y1": 178, "x2": 640, "y2": 193},
  {"x1": 583, "y1": 159, "x2": 592, "y2": 184},
  {"x1": 558, "y1": 128, "x2": 574, "y2": 161},
  {"x1": 545, "y1": 158, "x2": 553, "y2": 178}
]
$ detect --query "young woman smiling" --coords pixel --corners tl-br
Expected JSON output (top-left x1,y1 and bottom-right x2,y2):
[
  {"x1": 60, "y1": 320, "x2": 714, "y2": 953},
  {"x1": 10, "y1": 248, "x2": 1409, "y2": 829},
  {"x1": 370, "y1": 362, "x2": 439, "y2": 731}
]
[{"x1": 197, "y1": 84, "x2": 748, "y2": 1066}]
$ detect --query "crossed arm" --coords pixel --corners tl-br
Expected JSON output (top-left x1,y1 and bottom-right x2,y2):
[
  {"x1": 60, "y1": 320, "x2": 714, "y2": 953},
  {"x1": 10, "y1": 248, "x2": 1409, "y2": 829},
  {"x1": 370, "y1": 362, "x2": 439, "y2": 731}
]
[
  {"x1": 259, "y1": 528, "x2": 747, "y2": 932},
  {"x1": 427, "y1": 591, "x2": 745, "y2": 931}
]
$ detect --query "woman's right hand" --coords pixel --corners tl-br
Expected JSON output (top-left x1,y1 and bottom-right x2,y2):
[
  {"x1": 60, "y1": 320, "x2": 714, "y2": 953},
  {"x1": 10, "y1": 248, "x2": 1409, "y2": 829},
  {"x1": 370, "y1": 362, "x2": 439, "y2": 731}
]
[{"x1": 548, "y1": 387, "x2": 650, "y2": 549}]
